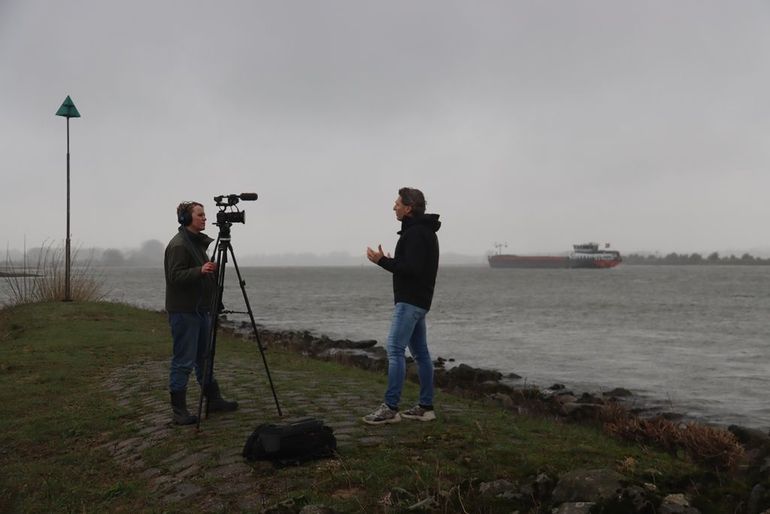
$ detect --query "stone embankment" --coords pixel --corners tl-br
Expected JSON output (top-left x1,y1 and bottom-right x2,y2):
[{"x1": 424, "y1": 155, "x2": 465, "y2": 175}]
[{"x1": 223, "y1": 320, "x2": 671, "y2": 423}]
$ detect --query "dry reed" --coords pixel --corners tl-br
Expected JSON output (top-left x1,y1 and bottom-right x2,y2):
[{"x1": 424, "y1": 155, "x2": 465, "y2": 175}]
[
  {"x1": 601, "y1": 404, "x2": 744, "y2": 471},
  {"x1": 2, "y1": 242, "x2": 105, "y2": 305}
]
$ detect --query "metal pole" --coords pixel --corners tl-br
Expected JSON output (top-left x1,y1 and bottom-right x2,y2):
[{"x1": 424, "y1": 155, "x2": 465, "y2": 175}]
[{"x1": 65, "y1": 117, "x2": 71, "y2": 302}]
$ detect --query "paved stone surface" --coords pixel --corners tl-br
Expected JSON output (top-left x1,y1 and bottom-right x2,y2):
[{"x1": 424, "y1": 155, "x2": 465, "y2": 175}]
[{"x1": 98, "y1": 358, "x2": 409, "y2": 510}]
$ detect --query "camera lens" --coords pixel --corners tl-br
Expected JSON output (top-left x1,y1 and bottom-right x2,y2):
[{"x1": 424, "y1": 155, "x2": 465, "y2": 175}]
[{"x1": 217, "y1": 211, "x2": 245, "y2": 224}]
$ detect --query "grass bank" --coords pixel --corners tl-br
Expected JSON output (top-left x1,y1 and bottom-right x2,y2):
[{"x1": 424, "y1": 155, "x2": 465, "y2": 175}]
[{"x1": 0, "y1": 302, "x2": 754, "y2": 513}]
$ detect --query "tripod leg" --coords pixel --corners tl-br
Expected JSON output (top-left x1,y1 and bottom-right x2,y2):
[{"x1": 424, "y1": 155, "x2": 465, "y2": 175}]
[
  {"x1": 228, "y1": 245, "x2": 283, "y2": 416},
  {"x1": 197, "y1": 244, "x2": 227, "y2": 429}
]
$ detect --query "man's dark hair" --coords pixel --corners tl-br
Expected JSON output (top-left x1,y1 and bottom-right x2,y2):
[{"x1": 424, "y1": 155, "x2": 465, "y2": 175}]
[
  {"x1": 398, "y1": 187, "x2": 426, "y2": 216},
  {"x1": 177, "y1": 201, "x2": 203, "y2": 219}
]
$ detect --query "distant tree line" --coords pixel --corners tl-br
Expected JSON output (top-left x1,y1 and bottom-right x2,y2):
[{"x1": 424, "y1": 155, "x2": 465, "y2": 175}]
[
  {"x1": 623, "y1": 252, "x2": 770, "y2": 265},
  {"x1": 5, "y1": 240, "x2": 165, "y2": 268},
  {"x1": 99, "y1": 239, "x2": 164, "y2": 266}
]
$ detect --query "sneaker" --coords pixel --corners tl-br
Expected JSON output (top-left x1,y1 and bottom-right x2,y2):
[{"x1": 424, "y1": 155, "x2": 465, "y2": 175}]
[
  {"x1": 401, "y1": 405, "x2": 436, "y2": 422},
  {"x1": 362, "y1": 403, "x2": 401, "y2": 425}
]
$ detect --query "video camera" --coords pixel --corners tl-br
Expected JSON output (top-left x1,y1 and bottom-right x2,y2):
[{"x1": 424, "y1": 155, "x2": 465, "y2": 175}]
[{"x1": 213, "y1": 193, "x2": 258, "y2": 225}]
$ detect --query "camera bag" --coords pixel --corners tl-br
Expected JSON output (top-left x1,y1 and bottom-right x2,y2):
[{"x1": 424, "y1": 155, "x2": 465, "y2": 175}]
[{"x1": 242, "y1": 417, "x2": 337, "y2": 467}]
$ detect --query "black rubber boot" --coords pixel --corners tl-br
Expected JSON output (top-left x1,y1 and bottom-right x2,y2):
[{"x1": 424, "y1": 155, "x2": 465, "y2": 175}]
[
  {"x1": 205, "y1": 381, "x2": 239, "y2": 413},
  {"x1": 170, "y1": 390, "x2": 198, "y2": 425}
]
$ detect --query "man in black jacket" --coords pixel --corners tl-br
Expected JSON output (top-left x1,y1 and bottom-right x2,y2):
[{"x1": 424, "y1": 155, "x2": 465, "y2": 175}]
[
  {"x1": 164, "y1": 201, "x2": 238, "y2": 425},
  {"x1": 363, "y1": 188, "x2": 441, "y2": 425}
]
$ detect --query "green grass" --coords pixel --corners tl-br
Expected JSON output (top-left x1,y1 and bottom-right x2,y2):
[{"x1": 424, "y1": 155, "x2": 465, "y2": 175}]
[{"x1": 0, "y1": 301, "x2": 750, "y2": 513}]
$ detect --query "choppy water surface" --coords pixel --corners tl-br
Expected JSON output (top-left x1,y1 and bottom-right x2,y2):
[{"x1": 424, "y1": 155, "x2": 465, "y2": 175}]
[{"x1": 5, "y1": 265, "x2": 769, "y2": 429}]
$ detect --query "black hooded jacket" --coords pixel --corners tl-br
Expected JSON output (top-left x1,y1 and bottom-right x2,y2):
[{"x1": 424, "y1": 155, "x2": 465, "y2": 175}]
[{"x1": 376, "y1": 213, "x2": 441, "y2": 310}]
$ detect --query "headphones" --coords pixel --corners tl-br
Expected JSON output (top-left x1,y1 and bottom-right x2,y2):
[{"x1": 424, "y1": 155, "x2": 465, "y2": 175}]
[{"x1": 177, "y1": 202, "x2": 195, "y2": 226}]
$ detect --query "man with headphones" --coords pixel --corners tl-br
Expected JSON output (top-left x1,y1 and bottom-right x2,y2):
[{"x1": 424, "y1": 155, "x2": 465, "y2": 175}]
[{"x1": 164, "y1": 201, "x2": 238, "y2": 425}]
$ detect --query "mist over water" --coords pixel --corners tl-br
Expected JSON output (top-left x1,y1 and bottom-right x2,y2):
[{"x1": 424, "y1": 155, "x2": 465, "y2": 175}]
[{"x1": 5, "y1": 265, "x2": 768, "y2": 430}]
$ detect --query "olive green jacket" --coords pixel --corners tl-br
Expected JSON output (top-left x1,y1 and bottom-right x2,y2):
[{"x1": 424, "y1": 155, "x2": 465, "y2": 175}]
[{"x1": 164, "y1": 228, "x2": 216, "y2": 313}]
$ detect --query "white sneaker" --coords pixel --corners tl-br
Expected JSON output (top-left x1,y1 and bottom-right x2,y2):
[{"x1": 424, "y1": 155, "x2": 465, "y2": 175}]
[
  {"x1": 401, "y1": 405, "x2": 436, "y2": 421},
  {"x1": 362, "y1": 403, "x2": 401, "y2": 425}
]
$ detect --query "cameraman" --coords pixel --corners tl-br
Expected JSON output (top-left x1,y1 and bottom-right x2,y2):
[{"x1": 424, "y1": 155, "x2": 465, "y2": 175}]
[{"x1": 164, "y1": 201, "x2": 238, "y2": 425}]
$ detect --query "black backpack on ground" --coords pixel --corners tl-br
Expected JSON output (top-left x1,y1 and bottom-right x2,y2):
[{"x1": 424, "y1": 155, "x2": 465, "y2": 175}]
[{"x1": 242, "y1": 417, "x2": 337, "y2": 467}]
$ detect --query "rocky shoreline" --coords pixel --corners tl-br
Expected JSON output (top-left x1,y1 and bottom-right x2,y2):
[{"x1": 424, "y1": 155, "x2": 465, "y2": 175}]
[
  {"x1": 218, "y1": 318, "x2": 719, "y2": 426},
  {"x1": 221, "y1": 318, "x2": 769, "y2": 436}
]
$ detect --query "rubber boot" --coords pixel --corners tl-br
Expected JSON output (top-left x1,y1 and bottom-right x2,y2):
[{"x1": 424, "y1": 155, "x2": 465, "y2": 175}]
[
  {"x1": 170, "y1": 390, "x2": 198, "y2": 425},
  {"x1": 205, "y1": 380, "x2": 239, "y2": 413}
]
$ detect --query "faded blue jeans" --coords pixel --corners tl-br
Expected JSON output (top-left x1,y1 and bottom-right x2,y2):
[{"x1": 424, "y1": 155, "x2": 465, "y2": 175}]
[
  {"x1": 168, "y1": 312, "x2": 211, "y2": 392},
  {"x1": 384, "y1": 302, "x2": 434, "y2": 409}
]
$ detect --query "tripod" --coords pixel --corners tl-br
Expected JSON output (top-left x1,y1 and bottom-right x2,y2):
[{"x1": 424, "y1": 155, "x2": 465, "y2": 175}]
[{"x1": 197, "y1": 220, "x2": 282, "y2": 429}]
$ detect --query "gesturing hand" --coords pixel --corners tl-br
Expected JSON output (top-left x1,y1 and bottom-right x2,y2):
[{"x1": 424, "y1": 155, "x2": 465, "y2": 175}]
[{"x1": 366, "y1": 244, "x2": 390, "y2": 264}]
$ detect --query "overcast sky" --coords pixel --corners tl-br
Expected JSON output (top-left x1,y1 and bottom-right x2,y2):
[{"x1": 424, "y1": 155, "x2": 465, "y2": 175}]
[{"x1": 2, "y1": 0, "x2": 769, "y2": 258}]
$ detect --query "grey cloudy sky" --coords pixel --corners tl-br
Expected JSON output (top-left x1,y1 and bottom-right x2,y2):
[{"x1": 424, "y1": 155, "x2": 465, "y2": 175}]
[{"x1": 2, "y1": 0, "x2": 769, "y2": 258}]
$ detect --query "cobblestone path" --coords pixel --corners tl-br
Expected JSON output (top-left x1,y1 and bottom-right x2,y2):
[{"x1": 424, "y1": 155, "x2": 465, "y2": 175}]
[{"x1": 98, "y1": 358, "x2": 449, "y2": 511}]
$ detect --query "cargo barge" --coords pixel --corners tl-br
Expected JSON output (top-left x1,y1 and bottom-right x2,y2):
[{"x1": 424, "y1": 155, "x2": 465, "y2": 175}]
[{"x1": 488, "y1": 243, "x2": 622, "y2": 269}]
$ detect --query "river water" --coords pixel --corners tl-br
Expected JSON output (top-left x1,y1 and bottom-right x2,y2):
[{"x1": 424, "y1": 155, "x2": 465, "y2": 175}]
[{"x1": 3, "y1": 265, "x2": 769, "y2": 430}]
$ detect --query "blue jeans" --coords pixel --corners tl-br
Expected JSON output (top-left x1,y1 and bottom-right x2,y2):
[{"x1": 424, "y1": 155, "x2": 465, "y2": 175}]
[
  {"x1": 168, "y1": 312, "x2": 211, "y2": 392},
  {"x1": 384, "y1": 302, "x2": 434, "y2": 409}
]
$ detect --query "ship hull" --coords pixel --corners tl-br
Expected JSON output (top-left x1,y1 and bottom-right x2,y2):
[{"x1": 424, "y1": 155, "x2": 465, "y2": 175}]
[
  {"x1": 488, "y1": 247, "x2": 622, "y2": 269},
  {"x1": 488, "y1": 255, "x2": 568, "y2": 269},
  {"x1": 567, "y1": 258, "x2": 621, "y2": 269}
]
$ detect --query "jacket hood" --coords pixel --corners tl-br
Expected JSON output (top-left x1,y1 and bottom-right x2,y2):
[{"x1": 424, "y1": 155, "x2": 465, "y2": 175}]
[{"x1": 400, "y1": 213, "x2": 441, "y2": 234}]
